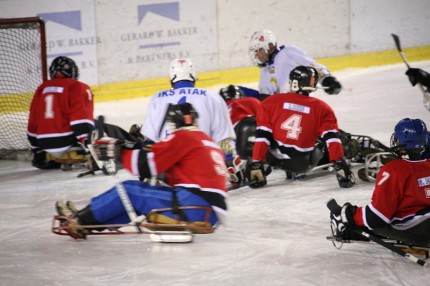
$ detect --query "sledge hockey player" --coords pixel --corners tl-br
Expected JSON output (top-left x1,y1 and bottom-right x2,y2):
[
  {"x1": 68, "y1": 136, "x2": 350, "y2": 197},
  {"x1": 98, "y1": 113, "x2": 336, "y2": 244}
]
[
  {"x1": 27, "y1": 56, "x2": 95, "y2": 169},
  {"x1": 330, "y1": 118, "x2": 430, "y2": 246},
  {"x1": 248, "y1": 66, "x2": 355, "y2": 189},
  {"x1": 140, "y1": 58, "x2": 244, "y2": 186},
  {"x1": 27, "y1": 56, "x2": 141, "y2": 173},
  {"x1": 219, "y1": 84, "x2": 260, "y2": 160},
  {"x1": 55, "y1": 103, "x2": 228, "y2": 239},
  {"x1": 248, "y1": 30, "x2": 342, "y2": 98}
]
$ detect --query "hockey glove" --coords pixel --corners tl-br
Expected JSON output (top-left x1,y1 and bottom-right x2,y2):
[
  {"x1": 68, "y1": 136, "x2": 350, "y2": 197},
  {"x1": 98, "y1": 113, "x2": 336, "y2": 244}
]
[
  {"x1": 248, "y1": 161, "x2": 267, "y2": 188},
  {"x1": 405, "y1": 68, "x2": 430, "y2": 88},
  {"x1": 227, "y1": 155, "x2": 246, "y2": 186},
  {"x1": 92, "y1": 137, "x2": 122, "y2": 162},
  {"x1": 330, "y1": 202, "x2": 357, "y2": 240},
  {"x1": 321, "y1": 75, "x2": 342, "y2": 95},
  {"x1": 333, "y1": 158, "x2": 355, "y2": 188}
]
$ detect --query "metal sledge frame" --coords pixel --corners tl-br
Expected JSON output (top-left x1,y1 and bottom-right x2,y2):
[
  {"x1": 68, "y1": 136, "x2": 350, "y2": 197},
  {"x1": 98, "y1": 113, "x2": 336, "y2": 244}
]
[
  {"x1": 326, "y1": 235, "x2": 430, "y2": 260},
  {"x1": 52, "y1": 205, "x2": 215, "y2": 240},
  {"x1": 361, "y1": 151, "x2": 394, "y2": 182},
  {"x1": 327, "y1": 199, "x2": 428, "y2": 267}
]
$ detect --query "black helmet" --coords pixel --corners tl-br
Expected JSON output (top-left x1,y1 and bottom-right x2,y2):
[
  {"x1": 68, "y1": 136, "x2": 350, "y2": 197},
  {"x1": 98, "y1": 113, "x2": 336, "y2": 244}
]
[
  {"x1": 49, "y1": 56, "x2": 79, "y2": 80},
  {"x1": 167, "y1": 103, "x2": 199, "y2": 129},
  {"x1": 289, "y1": 66, "x2": 318, "y2": 95},
  {"x1": 219, "y1": 85, "x2": 244, "y2": 102}
]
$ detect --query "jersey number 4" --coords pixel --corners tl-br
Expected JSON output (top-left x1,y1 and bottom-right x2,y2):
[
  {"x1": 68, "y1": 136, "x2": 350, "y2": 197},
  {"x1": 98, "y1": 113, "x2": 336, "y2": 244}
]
[{"x1": 281, "y1": 114, "x2": 302, "y2": 140}]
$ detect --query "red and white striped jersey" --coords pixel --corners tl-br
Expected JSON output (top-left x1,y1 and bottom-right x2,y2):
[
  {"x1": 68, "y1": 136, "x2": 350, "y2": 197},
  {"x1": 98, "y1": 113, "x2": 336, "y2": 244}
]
[
  {"x1": 252, "y1": 92, "x2": 344, "y2": 162},
  {"x1": 122, "y1": 127, "x2": 228, "y2": 220},
  {"x1": 27, "y1": 78, "x2": 94, "y2": 157},
  {"x1": 354, "y1": 158, "x2": 430, "y2": 229}
]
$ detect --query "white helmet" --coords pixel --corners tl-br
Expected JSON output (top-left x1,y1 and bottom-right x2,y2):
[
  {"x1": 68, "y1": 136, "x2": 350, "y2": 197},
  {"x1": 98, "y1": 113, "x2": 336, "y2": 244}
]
[
  {"x1": 169, "y1": 58, "x2": 197, "y2": 84},
  {"x1": 248, "y1": 30, "x2": 277, "y2": 66}
]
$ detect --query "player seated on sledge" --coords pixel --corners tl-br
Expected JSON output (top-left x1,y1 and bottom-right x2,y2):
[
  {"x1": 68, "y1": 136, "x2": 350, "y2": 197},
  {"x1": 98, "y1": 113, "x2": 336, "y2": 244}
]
[
  {"x1": 27, "y1": 56, "x2": 142, "y2": 172},
  {"x1": 27, "y1": 56, "x2": 95, "y2": 169},
  {"x1": 55, "y1": 103, "x2": 227, "y2": 239},
  {"x1": 247, "y1": 65, "x2": 355, "y2": 189},
  {"x1": 330, "y1": 118, "x2": 430, "y2": 246}
]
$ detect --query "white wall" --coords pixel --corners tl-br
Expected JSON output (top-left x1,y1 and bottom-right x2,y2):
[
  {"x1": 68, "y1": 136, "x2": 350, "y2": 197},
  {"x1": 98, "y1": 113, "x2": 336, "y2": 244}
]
[{"x1": 1, "y1": 0, "x2": 429, "y2": 86}]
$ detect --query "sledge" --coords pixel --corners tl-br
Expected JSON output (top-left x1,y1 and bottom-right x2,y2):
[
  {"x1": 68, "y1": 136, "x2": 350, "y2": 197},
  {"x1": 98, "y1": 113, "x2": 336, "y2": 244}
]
[
  {"x1": 52, "y1": 206, "x2": 214, "y2": 243},
  {"x1": 327, "y1": 198, "x2": 428, "y2": 267},
  {"x1": 326, "y1": 235, "x2": 430, "y2": 260}
]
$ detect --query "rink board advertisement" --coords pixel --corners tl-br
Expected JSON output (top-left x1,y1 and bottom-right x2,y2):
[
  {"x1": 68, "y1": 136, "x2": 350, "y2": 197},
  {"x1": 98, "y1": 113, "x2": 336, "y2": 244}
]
[
  {"x1": 0, "y1": 0, "x2": 99, "y2": 85},
  {"x1": 1, "y1": 0, "x2": 429, "y2": 94},
  {"x1": 95, "y1": 0, "x2": 218, "y2": 85},
  {"x1": 0, "y1": 0, "x2": 217, "y2": 86}
]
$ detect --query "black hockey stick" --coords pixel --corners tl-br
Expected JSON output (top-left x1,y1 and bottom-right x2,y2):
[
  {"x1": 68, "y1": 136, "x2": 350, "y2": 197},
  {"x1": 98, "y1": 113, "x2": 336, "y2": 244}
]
[
  {"x1": 96, "y1": 115, "x2": 143, "y2": 233},
  {"x1": 391, "y1": 33, "x2": 430, "y2": 110},
  {"x1": 157, "y1": 103, "x2": 173, "y2": 139},
  {"x1": 391, "y1": 34, "x2": 411, "y2": 69},
  {"x1": 327, "y1": 198, "x2": 427, "y2": 267}
]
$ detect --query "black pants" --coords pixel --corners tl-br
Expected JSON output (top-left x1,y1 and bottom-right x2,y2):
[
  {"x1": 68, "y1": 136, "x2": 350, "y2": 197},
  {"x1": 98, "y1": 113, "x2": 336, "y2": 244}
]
[{"x1": 266, "y1": 144, "x2": 325, "y2": 174}]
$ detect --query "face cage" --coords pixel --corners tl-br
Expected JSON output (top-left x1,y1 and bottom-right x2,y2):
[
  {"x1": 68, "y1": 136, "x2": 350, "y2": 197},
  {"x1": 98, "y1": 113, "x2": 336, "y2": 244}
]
[{"x1": 249, "y1": 46, "x2": 270, "y2": 66}]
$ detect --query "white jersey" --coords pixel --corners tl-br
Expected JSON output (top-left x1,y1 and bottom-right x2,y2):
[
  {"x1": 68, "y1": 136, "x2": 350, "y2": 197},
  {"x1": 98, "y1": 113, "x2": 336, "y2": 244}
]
[
  {"x1": 259, "y1": 45, "x2": 331, "y2": 95},
  {"x1": 141, "y1": 85, "x2": 235, "y2": 143}
]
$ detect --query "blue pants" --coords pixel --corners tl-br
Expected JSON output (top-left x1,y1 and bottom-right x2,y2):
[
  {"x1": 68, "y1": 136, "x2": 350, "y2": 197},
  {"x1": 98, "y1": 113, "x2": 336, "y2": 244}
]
[{"x1": 91, "y1": 180, "x2": 217, "y2": 225}]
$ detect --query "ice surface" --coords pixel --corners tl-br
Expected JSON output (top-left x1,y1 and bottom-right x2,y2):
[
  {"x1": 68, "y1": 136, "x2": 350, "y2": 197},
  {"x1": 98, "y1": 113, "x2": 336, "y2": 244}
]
[{"x1": 1, "y1": 62, "x2": 430, "y2": 286}]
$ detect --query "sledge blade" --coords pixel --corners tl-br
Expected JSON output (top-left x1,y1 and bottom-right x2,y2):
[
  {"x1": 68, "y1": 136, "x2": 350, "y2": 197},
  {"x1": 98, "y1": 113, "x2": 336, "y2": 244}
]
[{"x1": 149, "y1": 231, "x2": 194, "y2": 243}]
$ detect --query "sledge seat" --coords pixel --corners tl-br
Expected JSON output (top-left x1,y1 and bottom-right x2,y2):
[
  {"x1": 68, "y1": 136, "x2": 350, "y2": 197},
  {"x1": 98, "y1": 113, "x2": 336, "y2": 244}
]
[{"x1": 46, "y1": 146, "x2": 88, "y2": 164}]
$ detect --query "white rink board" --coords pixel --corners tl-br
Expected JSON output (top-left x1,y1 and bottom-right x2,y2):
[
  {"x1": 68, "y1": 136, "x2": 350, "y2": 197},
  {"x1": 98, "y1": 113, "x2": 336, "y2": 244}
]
[{"x1": 0, "y1": 0, "x2": 429, "y2": 86}]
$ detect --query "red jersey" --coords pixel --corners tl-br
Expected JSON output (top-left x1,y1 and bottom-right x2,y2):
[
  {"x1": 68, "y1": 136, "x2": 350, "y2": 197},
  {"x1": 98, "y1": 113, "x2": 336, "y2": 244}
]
[
  {"x1": 354, "y1": 158, "x2": 430, "y2": 229},
  {"x1": 226, "y1": 97, "x2": 260, "y2": 126},
  {"x1": 27, "y1": 78, "x2": 94, "y2": 157},
  {"x1": 252, "y1": 92, "x2": 344, "y2": 162},
  {"x1": 122, "y1": 127, "x2": 228, "y2": 213}
]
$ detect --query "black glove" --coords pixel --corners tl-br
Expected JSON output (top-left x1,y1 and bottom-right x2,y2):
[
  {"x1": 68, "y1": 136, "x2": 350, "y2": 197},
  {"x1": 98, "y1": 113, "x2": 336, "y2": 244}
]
[
  {"x1": 248, "y1": 161, "x2": 267, "y2": 188},
  {"x1": 333, "y1": 158, "x2": 355, "y2": 188},
  {"x1": 330, "y1": 202, "x2": 357, "y2": 239},
  {"x1": 321, "y1": 75, "x2": 342, "y2": 95},
  {"x1": 219, "y1": 85, "x2": 244, "y2": 102},
  {"x1": 405, "y1": 68, "x2": 430, "y2": 88}
]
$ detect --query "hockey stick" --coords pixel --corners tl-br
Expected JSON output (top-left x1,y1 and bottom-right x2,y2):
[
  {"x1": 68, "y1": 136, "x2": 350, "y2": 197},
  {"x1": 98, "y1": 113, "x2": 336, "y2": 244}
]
[
  {"x1": 391, "y1": 33, "x2": 430, "y2": 110},
  {"x1": 158, "y1": 103, "x2": 173, "y2": 139},
  {"x1": 96, "y1": 115, "x2": 143, "y2": 233},
  {"x1": 327, "y1": 198, "x2": 427, "y2": 267}
]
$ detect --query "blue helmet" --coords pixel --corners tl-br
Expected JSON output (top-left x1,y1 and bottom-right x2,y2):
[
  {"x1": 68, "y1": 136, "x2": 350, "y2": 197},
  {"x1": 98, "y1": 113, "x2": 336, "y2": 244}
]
[{"x1": 393, "y1": 118, "x2": 428, "y2": 150}]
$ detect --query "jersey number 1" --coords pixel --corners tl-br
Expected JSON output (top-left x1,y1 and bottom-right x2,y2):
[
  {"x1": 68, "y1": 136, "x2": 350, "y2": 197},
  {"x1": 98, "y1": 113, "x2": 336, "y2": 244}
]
[{"x1": 44, "y1": 94, "x2": 54, "y2": 119}]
